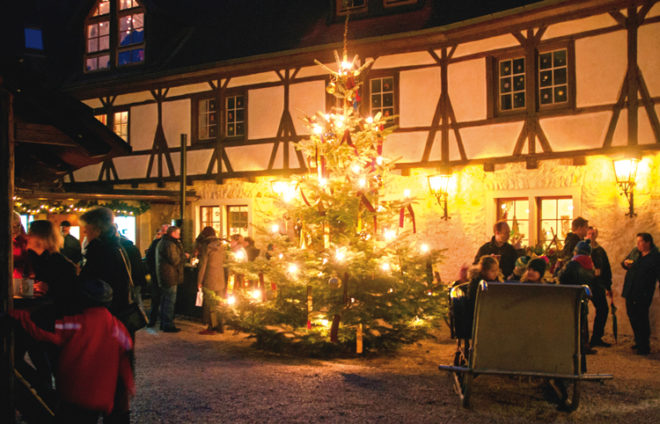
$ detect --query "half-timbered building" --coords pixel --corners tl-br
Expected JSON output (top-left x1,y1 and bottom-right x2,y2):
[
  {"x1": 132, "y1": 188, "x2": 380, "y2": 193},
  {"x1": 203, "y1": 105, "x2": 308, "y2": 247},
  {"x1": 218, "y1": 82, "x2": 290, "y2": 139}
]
[{"x1": 24, "y1": 0, "x2": 660, "y2": 335}]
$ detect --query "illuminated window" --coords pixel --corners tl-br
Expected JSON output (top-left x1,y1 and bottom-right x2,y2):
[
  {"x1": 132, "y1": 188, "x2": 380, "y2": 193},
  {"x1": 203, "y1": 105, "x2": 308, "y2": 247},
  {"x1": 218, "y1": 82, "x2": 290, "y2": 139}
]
[
  {"x1": 200, "y1": 206, "x2": 222, "y2": 237},
  {"x1": 115, "y1": 215, "x2": 136, "y2": 243},
  {"x1": 198, "y1": 98, "x2": 217, "y2": 141},
  {"x1": 225, "y1": 94, "x2": 245, "y2": 137},
  {"x1": 113, "y1": 111, "x2": 129, "y2": 141},
  {"x1": 538, "y1": 49, "x2": 568, "y2": 106},
  {"x1": 84, "y1": 0, "x2": 145, "y2": 72},
  {"x1": 496, "y1": 198, "x2": 529, "y2": 246},
  {"x1": 95, "y1": 113, "x2": 108, "y2": 125},
  {"x1": 369, "y1": 76, "x2": 395, "y2": 122},
  {"x1": 498, "y1": 57, "x2": 526, "y2": 112},
  {"x1": 537, "y1": 197, "x2": 573, "y2": 246},
  {"x1": 337, "y1": 0, "x2": 367, "y2": 15},
  {"x1": 24, "y1": 27, "x2": 44, "y2": 50},
  {"x1": 227, "y1": 205, "x2": 249, "y2": 237}
]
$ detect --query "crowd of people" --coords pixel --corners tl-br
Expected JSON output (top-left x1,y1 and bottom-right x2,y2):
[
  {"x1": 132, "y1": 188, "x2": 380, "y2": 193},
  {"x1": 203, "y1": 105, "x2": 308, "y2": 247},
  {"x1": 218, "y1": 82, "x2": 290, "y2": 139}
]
[
  {"x1": 7, "y1": 206, "x2": 660, "y2": 421},
  {"x1": 466, "y1": 217, "x2": 660, "y2": 356}
]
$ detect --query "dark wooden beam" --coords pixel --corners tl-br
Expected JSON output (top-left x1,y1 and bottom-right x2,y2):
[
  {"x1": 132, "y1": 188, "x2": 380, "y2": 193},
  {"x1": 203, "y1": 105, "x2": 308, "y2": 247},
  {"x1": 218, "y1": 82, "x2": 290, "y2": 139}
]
[{"x1": 14, "y1": 120, "x2": 78, "y2": 147}]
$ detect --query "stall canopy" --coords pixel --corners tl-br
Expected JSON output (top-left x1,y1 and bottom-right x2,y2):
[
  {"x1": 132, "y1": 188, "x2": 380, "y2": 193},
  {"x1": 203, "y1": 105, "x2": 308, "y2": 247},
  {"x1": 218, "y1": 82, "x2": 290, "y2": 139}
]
[{"x1": 2, "y1": 60, "x2": 131, "y2": 187}]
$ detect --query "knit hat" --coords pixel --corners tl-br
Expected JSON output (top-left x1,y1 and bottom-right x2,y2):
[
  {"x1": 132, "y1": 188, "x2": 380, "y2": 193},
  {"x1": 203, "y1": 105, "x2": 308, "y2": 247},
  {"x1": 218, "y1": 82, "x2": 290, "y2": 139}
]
[
  {"x1": 79, "y1": 279, "x2": 113, "y2": 307},
  {"x1": 527, "y1": 258, "x2": 547, "y2": 275},
  {"x1": 575, "y1": 240, "x2": 592, "y2": 256},
  {"x1": 514, "y1": 255, "x2": 531, "y2": 269}
]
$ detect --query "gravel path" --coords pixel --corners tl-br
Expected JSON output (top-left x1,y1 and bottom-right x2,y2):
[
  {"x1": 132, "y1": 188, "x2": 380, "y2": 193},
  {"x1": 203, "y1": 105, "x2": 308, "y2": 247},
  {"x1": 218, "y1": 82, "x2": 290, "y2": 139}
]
[{"x1": 132, "y1": 318, "x2": 660, "y2": 423}]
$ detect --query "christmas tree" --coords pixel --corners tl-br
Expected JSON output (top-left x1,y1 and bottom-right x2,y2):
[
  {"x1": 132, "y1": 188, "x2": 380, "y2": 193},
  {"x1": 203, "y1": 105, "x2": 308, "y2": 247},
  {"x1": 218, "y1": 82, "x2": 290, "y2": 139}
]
[{"x1": 225, "y1": 51, "x2": 446, "y2": 356}]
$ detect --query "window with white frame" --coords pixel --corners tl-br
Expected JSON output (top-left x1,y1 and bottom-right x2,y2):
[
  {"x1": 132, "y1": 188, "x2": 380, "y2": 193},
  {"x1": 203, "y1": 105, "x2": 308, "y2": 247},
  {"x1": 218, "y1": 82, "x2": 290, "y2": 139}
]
[
  {"x1": 227, "y1": 205, "x2": 249, "y2": 237},
  {"x1": 225, "y1": 94, "x2": 245, "y2": 138},
  {"x1": 199, "y1": 204, "x2": 250, "y2": 239},
  {"x1": 113, "y1": 110, "x2": 129, "y2": 141},
  {"x1": 496, "y1": 197, "x2": 529, "y2": 246},
  {"x1": 369, "y1": 76, "x2": 395, "y2": 121},
  {"x1": 537, "y1": 196, "x2": 573, "y2": 247}
]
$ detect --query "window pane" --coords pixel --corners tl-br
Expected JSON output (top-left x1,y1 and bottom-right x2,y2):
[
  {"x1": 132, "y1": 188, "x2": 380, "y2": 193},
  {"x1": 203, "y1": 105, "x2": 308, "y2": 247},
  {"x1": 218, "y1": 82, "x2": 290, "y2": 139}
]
[
  {"x1": 513, "y1": 58, "x2": 524, "y2": 73},
  {"x1": 554, "y1": 86, "x2": 567, "y2": 103},
  {"x1": 99, "y1": 21, "x2": 109, "y2": 35},
  {"x1": 538, "y1": 48, "x2": 568, "y2": 106},
  {"x1": 553, "y1": 50, "x2": 566, "y2": 67},
  {"x1": 99, "y1": 55, "x2": 110, "y2": 69},
  {"x1": 540, "y1": 199, "x2": 556, "y2": 220},
  {"x1": 501, "y1": 95, "x2": 511, "y2": 110},
  {"x1": 500, "y1": 60, "x2": 511, "y2": 76},
  {"x1": 88, "y1": 24, "x2": 98, "y2": 37},
  {"x1": 99, "y1": 35, "x2": 109, "y2": 51},
  {"x1": 539, "y1": 53, "x2": 552, "y2": 69},
  {"x1": 540, "y1": 70, "x2": 552, "y2": 87},
  {"x1": 500, "y1": 77, "x2": 511, "y2": 93},
  {"x1": 513, "y1": 92, "x2": 525, "y2": 108},
  {"x1": 371, "y1": 79, "x2": 381, "y2": 92},
  {"x1": 86, "y1": 57, "x2": 98, "y2": 71},
  {"x1": 227, "y1": 205, "x2": 249, "y2": 237},
  {"x1": 88, "y1": 38, "x2": 98, "y2": 53},
  {"x1": 94, "y1": 0, "x2": 110, "y2": 16},
  {"x1": 554, "y1": 68, "x2": 566, "y2": 84}
]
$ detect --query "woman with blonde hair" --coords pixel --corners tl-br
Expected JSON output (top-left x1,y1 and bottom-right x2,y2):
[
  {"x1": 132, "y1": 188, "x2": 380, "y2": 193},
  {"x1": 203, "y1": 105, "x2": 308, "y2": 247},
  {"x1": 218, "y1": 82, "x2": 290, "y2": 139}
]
[{"x1": 26, "y1": 220, "x2": 78, "y2": 316}]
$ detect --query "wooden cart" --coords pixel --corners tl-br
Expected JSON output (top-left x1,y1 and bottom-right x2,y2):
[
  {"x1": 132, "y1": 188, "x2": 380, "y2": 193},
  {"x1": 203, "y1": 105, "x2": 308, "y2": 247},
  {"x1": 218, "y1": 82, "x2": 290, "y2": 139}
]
[{"x1": 439, "y1": 282, "x2": 613, "y2": 411}]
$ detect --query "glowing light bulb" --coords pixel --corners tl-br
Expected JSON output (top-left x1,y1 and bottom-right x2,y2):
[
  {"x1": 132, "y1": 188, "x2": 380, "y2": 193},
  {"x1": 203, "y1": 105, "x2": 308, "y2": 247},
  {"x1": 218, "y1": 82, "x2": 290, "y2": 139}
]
[
  {"x1": 271, "y1": 224, "x2": 280, "y2": 233},
  {"x1": 234, "y1": 250, "x2": 246, "y2": 261},
  {"x1": 319, "y1": 319, "x2": 330, "y2": 327},
  {"x1": 341, "y1": 61, "x2": 352, "y2": 70},
  {"x1": 351, "y1": 164, "x2": 361, "y2": 174},
  {"x1": 278, "y1": 253, "x2": 284, "y2": 260},
  {"x1": 403, "y1": 189, "x2": 411, "y2": 198},
  {"x1": 358, "y1": 178, "x2": 366, "y2": 188},
  {"x1": 287, "y1": 263, "x2": 299, "y2": 275},
  {"x1": 388, "y1": 288, "x2": 394, "y2": 293},
  {"x1": 381, "y1": 262, "x2": 391, "y2": 272},
  {"x1": 250, "y1": 289, "x2": 262, "y2": 300},
  {"x1": 420, "y1": 243, "x2": 429, "y2": 253},
  {"x1": 335, "y1": 250, "x2": 345, "y2": 262},
  {"x1": 366, "y1": 116, "x2": 373, "y2": 124},
  {"x1": 319, "y1": 177, "x2": 328, "y2": 187},
  {"x1": 376, "y1": 156, "x2": 383, "y2": 166},
  {"x1": 384, "y1": 229, "x2": 396, "y2": 242},
  {"x1": 227, "y1": 295, "x2": 236, "y2": 306},
  {"x1": 313, "y1": 124, "x2": 323, "y2": 135},
  {"x1": 335, "y1": 120, "x2": 344, "y2": 129}
]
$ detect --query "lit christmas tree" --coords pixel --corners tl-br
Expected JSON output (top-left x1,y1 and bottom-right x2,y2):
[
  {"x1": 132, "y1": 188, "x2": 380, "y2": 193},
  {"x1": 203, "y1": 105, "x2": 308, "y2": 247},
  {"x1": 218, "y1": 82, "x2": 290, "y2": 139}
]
[{"x1": 226, "y1": 51, "x2": 446, "y2": 356}]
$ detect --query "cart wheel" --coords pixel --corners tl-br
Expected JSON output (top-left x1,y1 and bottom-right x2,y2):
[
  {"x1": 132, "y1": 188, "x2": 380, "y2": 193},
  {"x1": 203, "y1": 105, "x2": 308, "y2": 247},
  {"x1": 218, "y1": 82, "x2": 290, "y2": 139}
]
[
  {"x1": 549, "y1": 379, "x2": 580, "y2": 412},
  {"x1": 450, "y1": 342, "x2": 469, "y2": 395}
]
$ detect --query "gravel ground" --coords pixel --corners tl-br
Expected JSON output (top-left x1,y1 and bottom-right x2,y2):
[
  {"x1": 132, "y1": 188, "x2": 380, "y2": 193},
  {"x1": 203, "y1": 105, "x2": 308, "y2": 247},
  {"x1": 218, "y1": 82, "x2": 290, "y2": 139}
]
[{"x1": 132, "y1": 318, "x2": 660, "y2": 424}]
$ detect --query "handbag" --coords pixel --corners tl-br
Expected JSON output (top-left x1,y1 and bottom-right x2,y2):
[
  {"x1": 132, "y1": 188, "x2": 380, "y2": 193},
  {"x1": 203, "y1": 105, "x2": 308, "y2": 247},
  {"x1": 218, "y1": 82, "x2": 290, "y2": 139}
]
[{"x1": 118, "y1": 247, "x2": 149, "y2": 332}]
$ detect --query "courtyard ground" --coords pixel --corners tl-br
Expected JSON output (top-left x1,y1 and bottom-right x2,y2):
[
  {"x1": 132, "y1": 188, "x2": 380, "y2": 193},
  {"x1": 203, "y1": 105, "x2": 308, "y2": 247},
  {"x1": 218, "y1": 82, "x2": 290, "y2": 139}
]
[{"x1": 132, "y1": 318, "x2": 660, "y2": 424}]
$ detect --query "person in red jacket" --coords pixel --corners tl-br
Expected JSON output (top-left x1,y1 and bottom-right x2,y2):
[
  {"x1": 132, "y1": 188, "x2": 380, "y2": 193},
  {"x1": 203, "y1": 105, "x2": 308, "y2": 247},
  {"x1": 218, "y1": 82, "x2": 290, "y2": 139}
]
[{"x1": 11, "y1": 279, "x2": 135, "y2": 423}]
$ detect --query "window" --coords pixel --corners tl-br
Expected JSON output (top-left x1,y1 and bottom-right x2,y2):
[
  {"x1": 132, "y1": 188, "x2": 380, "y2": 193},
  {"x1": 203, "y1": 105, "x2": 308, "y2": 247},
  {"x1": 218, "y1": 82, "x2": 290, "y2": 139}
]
[
  {"x1": 200, "y1": 206, "x2": 222, "y2": 237},
  {"x1": 537, "y1": 197, "x2": 573, "y2": 246},
  {"x1": 95, "y1": 113, "x2": 108, "y2": 125},
  {"x1": 369, "y1": 76, "x2": 395, "y2": 122},
  {"x1": 115, "y1": 215, "x2": 136, "y2": 243},
  {"x1": 227, "y1": 205, "x2": 249, "y2": 237},
  {"x1": 84, "y1": 0, "x2": 145, "y2": 72},
  {"x1": 337, "y1": 0, "x2": 367, "y2": 15},
  {"x1": 225, "y1": 94, "x2": 245, "y2": 138},
  {"x1": 498, "y1": 57, "x2": 526, "y2": 112},
  {"x1": 538, "y1": 49, "x2": 568, "y2": 106},
  {"x1": 491, "y1": 44, "x2": 573, "y2": 115},
  {"x1": 24, "y1": 27, "x2": 44, "y2": 50},
  {"x1": 497, "y1": 198, "x2": 529, "y2": 245},
  {"x1": 113, "y1": 111, "x2": 129, "y2": 141},
  {"x1": 198, "y1": 97, "x2": 218, "y2": 141}
]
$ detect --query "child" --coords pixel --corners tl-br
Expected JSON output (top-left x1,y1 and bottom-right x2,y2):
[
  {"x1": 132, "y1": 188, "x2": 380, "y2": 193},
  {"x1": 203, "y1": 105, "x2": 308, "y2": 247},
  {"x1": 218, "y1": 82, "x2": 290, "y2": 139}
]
[
  {"x1": 11, "y1": 279, "x2": 135, "y2": 423},
  {"x1": 521, "y1": 258, "x2": 547, "y2": 283}
]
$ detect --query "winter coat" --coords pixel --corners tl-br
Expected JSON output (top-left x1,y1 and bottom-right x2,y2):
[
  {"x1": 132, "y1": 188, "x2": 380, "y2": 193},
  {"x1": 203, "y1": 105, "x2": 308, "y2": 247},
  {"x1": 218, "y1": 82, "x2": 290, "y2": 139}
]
[
  {"x1": 145, "y1": 237, "x2": 160, "y2": 280},
  {"x1": 79, "y1": 235, "x2": 131, "y2": 317},
  {"x1": 621, "y1": 247, "x2": 660, "y2": 303},
  {"x1": 61, "y1": 233, "x2": 82, "y2": 264},
  {"x1": 559, "y1": 254, "x2": 595, "y2": 286},
  {"x1": 474, "y1": 237, "x2": 520, "y2": 278},
  {"x1": 156, "y1": 234, "x2": 184, "y2": 287},
  {"x1": 11, "y1": 307, "x2": 134, "y2": 414},
  {"x1": 561, "y1": 232, "x2": 581, "y2": 261},
  {"x1": 119, "y1": 236, "x2": 147, "y2": 288},
  {"x1": 196, "y1": 236, "x2": 226, "y2": 292},
  {"x1": 28, "y1": 250, "x2": 79, "y2": 317},
  {"x1": 590, "y1": 245, "x2": 612, "y2": 291}
]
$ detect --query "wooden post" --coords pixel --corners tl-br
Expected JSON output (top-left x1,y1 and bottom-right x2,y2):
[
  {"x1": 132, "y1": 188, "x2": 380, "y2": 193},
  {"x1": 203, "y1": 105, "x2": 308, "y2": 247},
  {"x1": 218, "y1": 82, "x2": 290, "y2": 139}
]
[
  {"x1": 180, "y1": 133, "x2": 188, "y2": 248},
  {"x1": 1, "y1": 87, "x2": 16, "y2": 423}
]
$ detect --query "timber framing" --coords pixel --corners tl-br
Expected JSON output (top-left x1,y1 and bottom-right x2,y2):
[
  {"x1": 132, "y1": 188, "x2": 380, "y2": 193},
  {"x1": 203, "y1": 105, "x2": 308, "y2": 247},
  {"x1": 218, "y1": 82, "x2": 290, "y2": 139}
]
[{"x1": 63, "y1": 0, "x2": 660, "y2": 189}]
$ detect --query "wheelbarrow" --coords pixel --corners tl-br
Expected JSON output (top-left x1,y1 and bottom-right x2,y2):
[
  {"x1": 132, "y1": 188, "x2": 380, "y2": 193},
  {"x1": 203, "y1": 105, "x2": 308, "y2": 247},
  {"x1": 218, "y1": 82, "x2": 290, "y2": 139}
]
[{"x1": 439, "y1": 282, "x2": 613, "y2": 411}]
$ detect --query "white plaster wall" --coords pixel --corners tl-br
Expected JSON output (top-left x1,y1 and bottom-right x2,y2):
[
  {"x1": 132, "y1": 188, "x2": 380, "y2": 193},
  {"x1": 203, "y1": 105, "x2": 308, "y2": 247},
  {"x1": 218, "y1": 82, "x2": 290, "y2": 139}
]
[
  {"x1": 72, "y1": 163, "x2": 101, "y2": 182},
  {"x1": 228, "y1": 71, "x2": 280, "y2": 88},
  {"x1": 114, "y1": 91, "x2": 153, "y2": 106},
  {"x1": 382, "y1": 131, "x2": 426, "y2": 163},
  {"x1": 113, "y1": 155, "x2": 149, "y2": 179},
  {"x1": 130, "y1": 103, "x2": 158, "y2": 151},
  {"x1": 187, "y1": 149, "x2": 214, "y2": 175},
  {"x1": 540, "y1": 112, "x2": 610, "y2": 151},
  {"x1": 399, "y1": 67, "x2": 441, "y2": 128},
  {"x1": 82, "y1": 98, "x2": 103, "y2": 109},
  {"x1": 648, "y1": 2, "x2": 660, "y2": 18},
  {"x1": 639, "y1": 106, "x2": 660, "y2": 145},
  {"x1": 289, "y1": 80, "x2": 326, "y2": 136},
  {"x1": 226, "y1": 144, "x2": 272, "y2": 171},
  {"x1": 372, "y1": 51, "x2": 435, "y2": 69},
  {"x1": 576, "y1": 30, "x2": 627, "y2": 107},
  {"x1": 543, "y1": 13, "x2": 617, "y2": 40},
  {"x1": 451, "y1": 33, "x2": 519, "y2": 58},
  {"x1": 638, "y1": 22, "x2": 660, "y2": 96},
  {"x1": 296, "y1": 63, "x2": 333, "y2": 79},
  {"x1": 448, "y1": 59, "x2": 487, "y2": 122},
  {"x1": 167, "y1": 82, "x2": 213, "y2": 98},
  {"x1": 162, "y1": 99, "x2": 191, "y2": 148},
  {"x1": 428, "y1": 132, "x2": 461, "y2": 161},
  {"x1": 248, "y1": 86, "x2": 284, "y2": 140},
  {"x1": 461, "y1": 121, "x2": 523, "y2": 159}
]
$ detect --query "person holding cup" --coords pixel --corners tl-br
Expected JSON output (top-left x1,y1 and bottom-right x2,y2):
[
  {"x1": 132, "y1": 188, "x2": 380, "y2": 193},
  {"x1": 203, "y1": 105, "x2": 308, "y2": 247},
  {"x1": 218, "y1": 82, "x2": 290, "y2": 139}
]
[{"x1": 621, "y1": 233, "x2": 660, "y2": 355}]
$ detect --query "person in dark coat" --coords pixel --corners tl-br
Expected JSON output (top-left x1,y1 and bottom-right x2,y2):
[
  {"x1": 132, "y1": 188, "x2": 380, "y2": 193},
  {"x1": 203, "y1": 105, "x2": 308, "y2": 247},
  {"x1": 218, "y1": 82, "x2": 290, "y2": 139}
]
[
  {"x1": 118, "y1": 232, "x2": 147, "y2": 312},
  {"x1": 474, "y1": 221, "x2": 521, "y2": 278},
  {"x1": 60, "y1": 220, "x2": 82, "y2": 265},
  {"x1": 156, "y1": 226, "x2": 185, "y2": 332},
  {"x1": 195, "y1": 227, "x2": 226, "y2": 334},
  {"x1": 621, "y1": 233, "x2": 660, "y2": 355},
  {"x1": 559, "y1": 239, "x2": 596, "y2": 355},
  {"x1": 521, "y1": 258, "x2": 547, "y2": 283},
  {"x1": 145, "y1": 225, "x2": 168, "y2": 327},
  {"x1": 560, "y1": 217, "x2": 589, "y2": 262},
  {"x1": 586, "y1": 227, "x2": 613, "y2": 348}
]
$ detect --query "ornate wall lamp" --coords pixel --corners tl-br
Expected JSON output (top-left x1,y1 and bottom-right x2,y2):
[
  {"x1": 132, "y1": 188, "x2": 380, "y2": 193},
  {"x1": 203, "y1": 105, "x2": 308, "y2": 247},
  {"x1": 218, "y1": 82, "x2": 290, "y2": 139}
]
[
  {"x1": 427, "y1": 173, "x2": 452, "y2": 220},
  {"x1": 613, "y1": 158, "x2": 639, "y2": 217}
]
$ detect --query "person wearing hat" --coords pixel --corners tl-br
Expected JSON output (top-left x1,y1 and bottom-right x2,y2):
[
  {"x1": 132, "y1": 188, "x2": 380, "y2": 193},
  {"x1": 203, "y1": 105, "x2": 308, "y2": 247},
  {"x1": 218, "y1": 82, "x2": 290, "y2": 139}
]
[
  {"x1": 507, "y1": 255, "x2": 530, "y2": 281},
  {"x1": 521, "y1": 258, "x2": 547, "y2": 283},
  {"x1": 60, "y1": 220, "x2": 82, "y2": 265},
  {"x1": 586, "y1": 227, "x2": 613, "y2": 348},
  {"x1": 11, "y1": 279, "x2": 135, "y2": 422}
]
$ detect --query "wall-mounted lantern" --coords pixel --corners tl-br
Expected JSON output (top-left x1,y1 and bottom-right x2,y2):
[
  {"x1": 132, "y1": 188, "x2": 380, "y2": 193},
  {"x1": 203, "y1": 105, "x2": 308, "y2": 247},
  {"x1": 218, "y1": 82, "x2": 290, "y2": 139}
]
[
  {"x1": 428, "y1": 173, "x2": 451, "y2": 220},
  {"x1": 613, "y1": 158, "x2": 639, "y2": 217}
]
